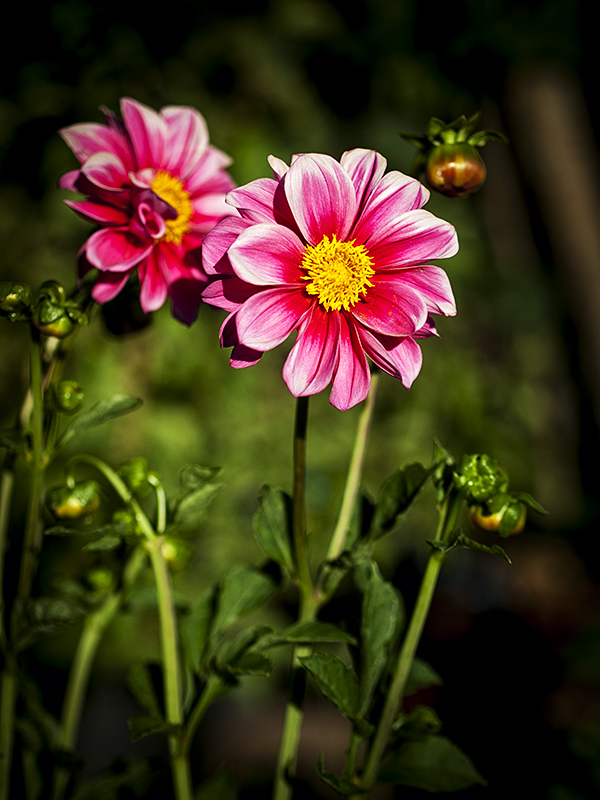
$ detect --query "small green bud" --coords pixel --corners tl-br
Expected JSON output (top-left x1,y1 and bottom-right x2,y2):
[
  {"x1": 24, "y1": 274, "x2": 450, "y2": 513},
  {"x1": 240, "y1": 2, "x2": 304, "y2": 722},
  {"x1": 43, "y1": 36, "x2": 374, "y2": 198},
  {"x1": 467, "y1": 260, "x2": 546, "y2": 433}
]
[
  {"x1": 0, "y1": 282, "x2": 33, "y2": 320},
  {"x1": 50, "y1": 381, "x2": 85, "y2": 415},
  {"x1": 424, "y1": 143, "x2": 486, "y2": 198},
  {"x1": 161, "y1": 537, "x2": 192, "y2": 571},
  {"x1": 118, "y1": 458, "x2": 153, "y2": 495},
  {"x1": 32, "y1": 281, "x2": 87, "y2": 338},
  {"x1": 454, "y1": 454, "x2": 507, "y2": 503},
  {"x1": 112, "y1": 508, "x2": 141, "y2": 537},
  {"x1": 469, "y1": 500, "x2": 527, "y2": 537},
  {"x1": 87, "y1": 567, "x2": 114, "y2": 595},
  {"x1": 48, "y1": 480, "x2": 101, "y2": 520}
]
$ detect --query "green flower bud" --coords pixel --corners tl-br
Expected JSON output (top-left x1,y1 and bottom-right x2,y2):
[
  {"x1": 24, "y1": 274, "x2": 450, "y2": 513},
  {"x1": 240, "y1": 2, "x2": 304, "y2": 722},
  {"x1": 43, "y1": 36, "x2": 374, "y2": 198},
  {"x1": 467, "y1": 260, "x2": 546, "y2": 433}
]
[
  {"x1": 87, "y1": 567, "x2": 114, "y2": 595},
  {"x1": 424, "y1": 143, "x2": 486, "y2": 198},
  {"x1": 48, "y1": 480, "x2": 101, "y2": 520},
  {"x1": 118, "y1": 458, "x2": 153, "y2": 495},
  {"x1": 50, "y1": 381, "x2": 85, "y2": 415},
  {"x1": 454, "y1": 454, "x2": 507, "y2": 503},
  {"x1": 469, "y1": 500, "x2": 527, "y2": 537},
  {"x1": 0, "y1": 282, "x2": 33, "y2": 320},
  {"x1": 32, "y1": 281, "x2": 87, "y2": 338},
  {"x1": 161, "y1": 537, "x2": 192, "y2": 571}
]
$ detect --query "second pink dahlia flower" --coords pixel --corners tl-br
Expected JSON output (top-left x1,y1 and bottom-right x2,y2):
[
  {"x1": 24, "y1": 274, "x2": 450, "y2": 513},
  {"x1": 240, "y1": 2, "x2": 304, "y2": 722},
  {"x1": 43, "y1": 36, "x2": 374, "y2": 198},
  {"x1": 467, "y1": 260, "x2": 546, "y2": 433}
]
[
  {"x1": 202, "y1": 149, "x2": 458, "y2": 411},
  {"x1": 59, "y1": 98, "x2": 235, "y2": 325}
]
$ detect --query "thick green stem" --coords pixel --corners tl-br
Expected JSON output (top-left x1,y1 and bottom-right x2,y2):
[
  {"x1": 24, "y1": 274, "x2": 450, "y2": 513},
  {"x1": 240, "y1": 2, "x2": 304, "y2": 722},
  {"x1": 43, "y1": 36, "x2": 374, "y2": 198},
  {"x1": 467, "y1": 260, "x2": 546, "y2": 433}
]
[{"x1": 327, "y1": 372, "x2": 379, "y2": 561}]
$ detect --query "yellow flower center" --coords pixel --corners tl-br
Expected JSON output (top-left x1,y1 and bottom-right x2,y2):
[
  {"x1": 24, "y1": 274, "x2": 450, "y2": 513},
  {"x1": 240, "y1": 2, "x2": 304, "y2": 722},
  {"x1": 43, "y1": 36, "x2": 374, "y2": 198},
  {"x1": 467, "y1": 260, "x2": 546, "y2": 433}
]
[
  {"x1": 151, "y1": 171, "x2": 193, "y2": 244},
  {"x1": 301, "y1": 235, "x2": 375, "y2": 312}
]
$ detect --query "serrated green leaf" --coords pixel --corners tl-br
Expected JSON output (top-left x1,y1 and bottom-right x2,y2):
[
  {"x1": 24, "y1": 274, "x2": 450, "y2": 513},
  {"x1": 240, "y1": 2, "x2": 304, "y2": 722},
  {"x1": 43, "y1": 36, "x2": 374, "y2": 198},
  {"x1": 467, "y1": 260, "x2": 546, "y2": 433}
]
[
  {"x1": 216, "y1": 625, "x2": 273, "y2": 670},
  {"x1": 15, "y1": 598, "x2": 85, "y2": 650},
  {"x1": 173, "y1": 483, "x2": 222, "y2": 535},
  {"x1": 127, "y1": 663, "x2": 162, "y2": 716},
  {"x1": 57, "y1": 395, "x2": 142, "y2": 449},
  {"x1": 181, "y1": 588, "x2": 216, "y2": 675},
  {"x1": 359, "y1": 563, "x2": 404, "y2": 717},
  {"x1": 226, "y1": 650, "x2": 273, "y2": 676},
  {"x1": 379, "y1": 735, "x2": 487, "y2": 790},
  {"x1": 298, "y1": 653, "x2": 359, "y2": 719},
  {"x1": 82, "y1": 534, "x2": 121, "y2": 552},
  {"x1": 213, "y1": 565, "x2": 277, "y2": 635},
  {"x1": 267, "y1": 621, "x2": 357, "y2": 647},
  {"x1": 405, "y1": 658, "x2": 443, "y2": 696},
  {"x1": 127, "y1": 713, "x2": 178, "y2": 742},
  {"x1": 252, "y1": 485, "x2": 294, "y2": 572},
  {"x1": 369, "y1": 463, "x2": 432, "y2": 541},
  {"x1": 456, "y1": 532, "x2": 511, "y2": 563},
  {"x1": 316, "y1": 754, "x2": 366, "y2": 795}
]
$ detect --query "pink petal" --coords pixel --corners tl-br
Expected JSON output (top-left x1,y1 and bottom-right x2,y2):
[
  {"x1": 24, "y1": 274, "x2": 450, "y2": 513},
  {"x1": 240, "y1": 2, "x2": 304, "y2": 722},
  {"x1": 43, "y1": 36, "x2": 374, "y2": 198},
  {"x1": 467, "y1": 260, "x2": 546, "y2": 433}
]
[
  {"x1": 185, "y1": 146, "x2": 233, "y2": 195},
  {"x1": 394, "y1": 266, "x2": 456, "y2": 316},
  {"x1": 283, "y1": 304, "x2": 340, "y2": 396},
  {"x1": 91, "y1": 271, "x2": 132, "y2": 304},
  {"x1": 230, "y1": 344, "x2": 264, "y2": 368},
  {"x1": 191, "y1": 193, "x2": 237, "y2": 232},
  {"x1": 58, "y1": 169, "x2": 81, "y2": 191},
  {"x1": 340, "y1": 149, "x2": 387, "y2": 211},
  {"x1": 81, "y1": 151, "x2": 129, "y2": 191},
  {"x1": 285, "y1": 154, "x2": 357, "y2": 244},
  {"x1": 358, "y1": 329, "x2": 424, "y2": 388},
  {"x1": 121, "y1": 97, "x2": 166, "y2": 170},
  {"x1": 369, "y1": 209, "x2": 459, "y2": 268},
  {"x1": 351, "y1": 278, "x2": 427, "y2": 336},
  {"x1": 86, "y1": 228, "x2": 152, "y2": 271},
  {"x1": 267, "y1": 155, "x2": 290, "y2": 180},
  {"x1": 202, "y1": 216, "x2": 252, "y2": 276},
  {"x1": 329, "y1": 314, "x2": 371, "y2": 410},
  {"x1": 59, "y1": 122, "x2": 133, "y2": 170},
  {"x1": 161, "y1": 106, "x2": 209, "y2": 179},
  {"x1": 139, "y1": 251, "x2": 168, "y2": 312},
  {"x1": 228, "y1": 224, "x2": 304, "y2": 286},
  {"x1": 351, "y1": 171, "x2": 430, "y2": 246},
  {"x1": 235, "y1": 287, "x2": 311, "y2": 350},
  {"x1": 227, "y1": 178, "x2": 280, "y2": 223},
  {"x1": 202, "y1": 276, "x2": 260, "y2": 312},
  {"x1": 64, "y1": 200, "x2": 129, "y2": 226}
]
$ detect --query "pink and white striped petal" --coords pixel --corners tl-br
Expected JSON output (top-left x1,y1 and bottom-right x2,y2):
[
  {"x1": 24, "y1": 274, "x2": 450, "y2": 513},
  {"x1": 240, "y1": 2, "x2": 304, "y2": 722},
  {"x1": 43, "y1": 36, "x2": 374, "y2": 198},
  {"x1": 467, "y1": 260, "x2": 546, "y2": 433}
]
[
  {"x1": 359, "y1": 329, "x2": 424, "y2": 388},
  {"x1": 91, "y1": 271, "x2": 132, "y2": 304},
  {"x1": 369, "y1": 209, "x2": 459, "y2": 269},
  {"x1": 228, "y1": 223, "x2": 304, "y2": 286},
  {"x1": 59, "y1": 122, "x2": 133, "y2": 171},
  {"x1": 139, "y1": 250, "x2": 168, "y2": 312},
  {"x1": 351, "y1": 172, "x2": 430, "y2": 246},
  {"x1": 82, "y1": 151, "x2": 129, "y2": 191},
  {"x1": 202, "y1": 276, "x2": 260, "y2": 312},
  {"x1": 340, "y1": 149, "x2": 387, "y2": 211},
  {"x1": 86, "y1": 228, "x2": 152, "y2": 271},
  {"x1": 329, "y1": 314, "x2": 371, "y2": 410},
  {"x1": 351, "y1": 279, "x2": 428, "y2": 337},
  {"x1": 121, "y1": 98, "x2": 166, "y2": 170},
  {"x1": 395, "y1": 266, "x2": 456, "y2": 316},
  {"x1": 235, "y1": 288, "x2": 311, "y2": 350},
  {"x1": 202, "y1": 217, "x2": 253, "y2": 276},
  {"x1": 161, "y1": 106, "x2": 209, "y2": 179},
  {"x1": 285, "y1": 154, "x2": 357, "y2": 244},
  {"x1": 65, "y1": 200, "x2": 129, "y2": 226},
  {"x1": 283, "y1": 305, "x2": 340, "y2": 396}
]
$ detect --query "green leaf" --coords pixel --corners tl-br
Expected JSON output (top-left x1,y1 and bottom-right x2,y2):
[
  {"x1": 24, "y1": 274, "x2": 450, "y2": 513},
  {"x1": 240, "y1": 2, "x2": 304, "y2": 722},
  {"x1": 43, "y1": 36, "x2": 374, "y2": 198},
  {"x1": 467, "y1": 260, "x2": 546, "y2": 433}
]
[
  {"x1": 226, "y1": 650, "x2": 273, "y2": 676},
  {"x1": 173, "y1": 482, "x2": 222, "y2": 535},
  {"x1": 379, "y1": 735, "x2": 487, "y2": 790},
  {"x1": 179, "y1": 465, "x2": 222, "y2": 492},
  {"x1": 127, "y1": 663, "x2": 162, "y2": 716},
  {"x1": 181, "y1": 589, "x2": 216, "y2": 675},
  {"x1": 369, "y1": 463, "x2": 432, "y2": 541},
  {"x1": 359, "y1": 563, "x2": 404, "y2": 717},
  {"x1": 456, "y1": 532, "x2": 511, "y2": 563},
  {"x1": 298, "y1": 653, "x2": 359, "y2": 719},
  {"x1": 81, "y1": 534, "x2": 121, "y2": 552},
  {"x1": 127, "y1": 713, "x2": 178, "y2": 742},
  {"x1": 252, "y1": 485, "x2": 294, "y2": 572},
  {"x1": 0, "y1": 428, "x2": 28, "y2": 456},
  {"x1": 316, "y1": 754, "x2": 366, "y2": 796},
  {"x1": 213, "y1": 565, "x2": 277, "y2": 635},
  {"x1": 394, "y1": 706, "x2": 442, "y2": 740},
  {"x1": 405, "y1": 658, "x2": 443, "y2": 696},
  {"x1": 58, "y1": 395, "x2": 142, "y2": 449},
  {"x1": 195, "y1": 767, "x2": 238, "y2": 800},
  {"x1": 515, "y1": 491, "x2": 547, "y2": 515},
  {"x1": 14, "y1": 598, "x2": 85, "y2": 650},
  {"x1": 216, "y1": 625, "x2": 273, "y2": 671},
  {"x1": 267, "y1": 621, "x2": 357, "y2": 647}
]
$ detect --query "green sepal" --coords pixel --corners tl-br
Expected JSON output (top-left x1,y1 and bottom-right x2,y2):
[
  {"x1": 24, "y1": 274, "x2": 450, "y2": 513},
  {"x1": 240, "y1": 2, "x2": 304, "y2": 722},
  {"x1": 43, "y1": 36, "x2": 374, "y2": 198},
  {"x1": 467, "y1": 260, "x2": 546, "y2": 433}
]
[
  {"x1": 127, "y1": 713, "x2": 179, "y2": 742},
  {"x1": 316, "y1": 754, "x2": 367, "y2": 796},
  {"x1": 358, "y1": 563, "x2": 404, "y2": 717},
  {"x1": 456, "y1": 531, "x2": 511, "y2": 563},
  {"x1": 298, "y1": 652, "x2": 359, "y2": 719},
  {"x1": 127, "y1": 662, "x2": 162, "y2": 716},
  {"x1": 57, "y1": 395, "x2": 143, "y2": 450},
  {"x1": 514, "y1": 491, "x2": 547, "y2": 515},
  {"x1": 368, "y1": 463, "x2": 433, "y2": 541},
  {"x1": 468, "y1": 129, "x2": 509, "y2": 147},
  {"x1": 213, "y1": 565, "x2": 277, "y2": 636},
  {"x1": 404, "y1": 657, "x2": 443, "y2": 696},
  {"x1": 265, "y1": 620, "x2": 357, "y2": 647},
  {"x1": 378, "y1": 735, "x2": 487, "y2": 790},
  {"x1": 252, "y1": 485, "x2": 294, "y2": 573}
]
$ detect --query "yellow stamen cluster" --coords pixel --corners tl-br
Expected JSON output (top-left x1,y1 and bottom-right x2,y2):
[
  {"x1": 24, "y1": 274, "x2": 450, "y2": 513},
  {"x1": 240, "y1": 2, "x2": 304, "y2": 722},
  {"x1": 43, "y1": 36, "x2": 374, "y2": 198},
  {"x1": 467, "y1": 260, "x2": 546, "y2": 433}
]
[
  {"x1": 301, "y1": 235, "x2": 375, "y2": 312},
  {"x1": 151, "y1": 171, "x2": 193, "y2": 244}
]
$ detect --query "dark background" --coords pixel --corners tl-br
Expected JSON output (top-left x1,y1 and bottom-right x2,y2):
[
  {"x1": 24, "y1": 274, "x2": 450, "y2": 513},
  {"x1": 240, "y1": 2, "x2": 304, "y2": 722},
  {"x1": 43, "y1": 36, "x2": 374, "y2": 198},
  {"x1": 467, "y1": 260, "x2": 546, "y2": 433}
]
[{"x1": 1, "y1": 1, "x2": 600, "y2": 798}]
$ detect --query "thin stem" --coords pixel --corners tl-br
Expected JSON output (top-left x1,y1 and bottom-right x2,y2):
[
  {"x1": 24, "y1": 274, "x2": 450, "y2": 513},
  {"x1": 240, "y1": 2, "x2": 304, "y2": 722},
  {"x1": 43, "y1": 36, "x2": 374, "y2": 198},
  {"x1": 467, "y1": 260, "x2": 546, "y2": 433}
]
[
  {"x1": 292, "y1": 396, "x2": 311, "y2": 595},
  {"x1": 327, "y1": 372, "x2": 379, "y2": 561},
  {"x1": 17, "y1": 330, "x2": 45, "y2": 600},
  {"x1": 181, "y1": 674, "x2": 227, "y2": 759},
  {"x1": 0, "y1": 458, "x2": 15, "y2": 648},
  {"x1": 148, "y1": 474, "x2": 167, "y2": 534}
]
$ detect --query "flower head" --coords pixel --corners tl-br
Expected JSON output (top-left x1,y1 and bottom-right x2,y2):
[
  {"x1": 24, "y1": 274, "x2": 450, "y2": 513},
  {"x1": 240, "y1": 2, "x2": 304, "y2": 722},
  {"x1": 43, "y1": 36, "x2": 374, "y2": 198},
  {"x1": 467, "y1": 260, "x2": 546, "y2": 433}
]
[
  {"x1": 59, "y1": 98, "x2": 235, "y2": 325},
  {"x1": 202, "y1": 149, "x2": 458, "y2": 410}
]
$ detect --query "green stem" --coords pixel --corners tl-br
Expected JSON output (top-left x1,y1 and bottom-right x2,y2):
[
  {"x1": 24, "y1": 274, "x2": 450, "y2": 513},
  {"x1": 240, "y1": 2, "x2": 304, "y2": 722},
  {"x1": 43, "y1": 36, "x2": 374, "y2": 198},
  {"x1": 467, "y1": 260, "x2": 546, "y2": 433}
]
[
  {"x1": 181, "y1": 674, "x2": 227, "y2": 759},
  {"x1": 0, "y1": 458, "x2": 15, "y2": 648},
  {"x1": 327, "y1": 372, "x2": 379, "y2": 561},
  {"x1": 272, "y1": 396, "x2": 315, "y2": 800},
  {"x1": 359, "y1": 488, "x2": 465, "y2": 792},
  {"x1": 0, "y1": 658, "x2": 17, "y2": 800},
  {"x1": 52, "y1": 547, "x2": 147, "y2": 800},
  {"x1": 17, "y1": 330, "x2": 45, "y2": 600}
]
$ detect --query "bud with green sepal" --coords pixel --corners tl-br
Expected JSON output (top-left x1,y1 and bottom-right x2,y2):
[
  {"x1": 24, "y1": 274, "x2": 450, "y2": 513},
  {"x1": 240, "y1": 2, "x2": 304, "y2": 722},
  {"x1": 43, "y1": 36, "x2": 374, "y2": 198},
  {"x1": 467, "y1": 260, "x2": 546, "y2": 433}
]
[
  {"x1": 118, "y1": 458, "x2": 155, "y2": 497},
  {"x1": 48, "y1": 380, "x2": 85, "y2": 416},
  {"x1": 400, "y1": 112, "x2": 508, "y2": 198},
  {"x1": 0, "y1": 281, "x2": 33, "y2": 321},
  {"x1": 32, "y1": 281, "x2": 88, "y2": 338},
  {"x1": 469, "y1": 490, "x2": 546, "y2": 538},
  {"x1": 48, "y1": 480, "x2": 101, "y2": 521}
]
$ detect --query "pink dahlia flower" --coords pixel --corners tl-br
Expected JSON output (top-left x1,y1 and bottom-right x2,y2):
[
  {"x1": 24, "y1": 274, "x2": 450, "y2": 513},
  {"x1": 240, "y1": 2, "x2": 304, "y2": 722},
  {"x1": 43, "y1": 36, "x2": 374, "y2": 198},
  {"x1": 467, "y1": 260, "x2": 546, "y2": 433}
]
[
  {"x1": 202, "y1": 149, "x2": 458, "y2": 410},
  {"x1": 59, "y1": 98, "x2": 235, "y2": 325}
]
